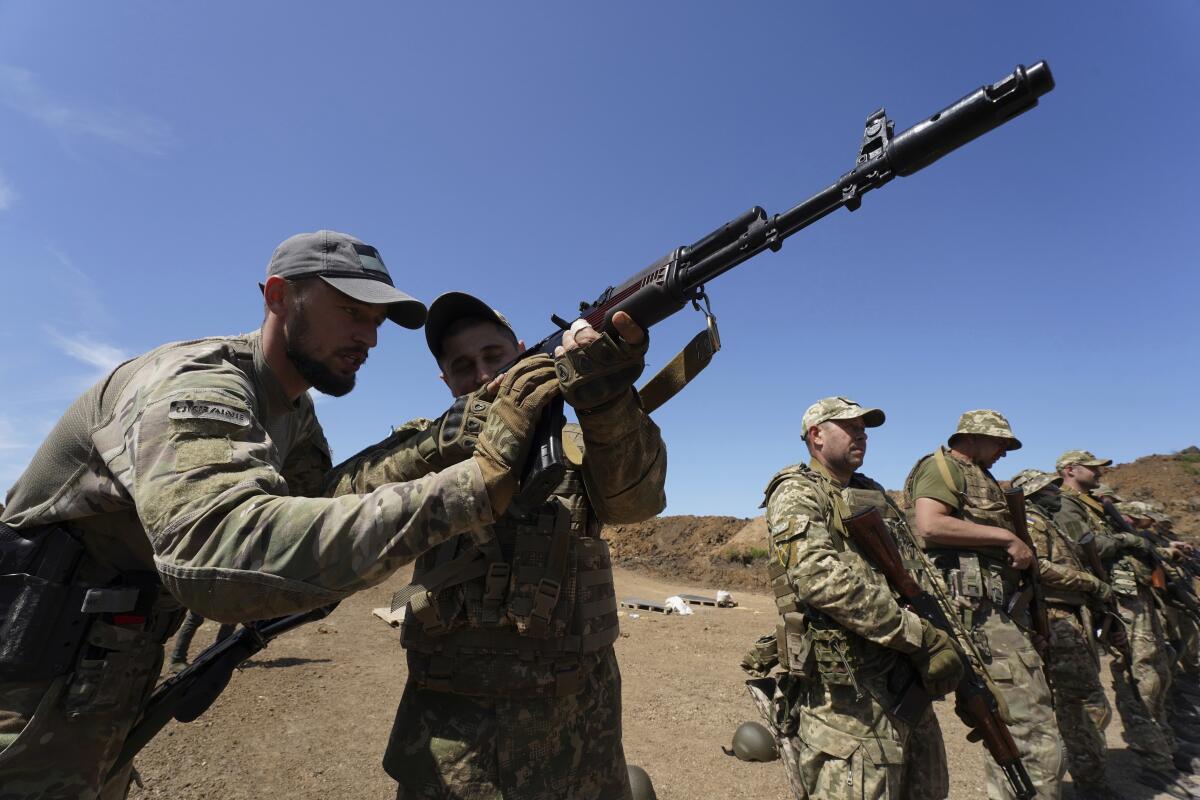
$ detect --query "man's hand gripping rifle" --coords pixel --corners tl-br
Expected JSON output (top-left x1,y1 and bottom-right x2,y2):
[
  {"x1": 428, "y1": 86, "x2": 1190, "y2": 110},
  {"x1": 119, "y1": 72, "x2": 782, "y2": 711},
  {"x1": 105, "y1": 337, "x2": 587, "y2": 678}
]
[
  {"x1": 509, "y1": 62, "x2": 1055, "y2": 506},
  {"x1": 846, "y1": 507, "x2": 1037, "y2": 800}
]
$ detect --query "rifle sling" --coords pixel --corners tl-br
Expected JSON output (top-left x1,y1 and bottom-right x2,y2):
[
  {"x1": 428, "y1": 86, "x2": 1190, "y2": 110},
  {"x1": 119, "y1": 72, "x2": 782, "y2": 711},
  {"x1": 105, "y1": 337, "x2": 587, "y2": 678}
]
[{"x1": 636, "y1": 326, "x2": 717, "y2": 415}]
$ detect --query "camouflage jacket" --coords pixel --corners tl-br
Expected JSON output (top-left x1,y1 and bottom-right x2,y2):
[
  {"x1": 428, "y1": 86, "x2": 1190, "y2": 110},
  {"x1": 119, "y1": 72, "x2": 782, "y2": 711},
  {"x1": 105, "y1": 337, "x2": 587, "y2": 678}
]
[
  {"x1": 1026, "y1": 503, "x2": 1102, "y2": 603},
  {"x1": 1055, "y1": 487, "x2": 1125, "y2": 561},
  {"x1": 1, "y1": 332, "x2": 493, "y2": 622},
  {"x1": 763, "y1": 459, "x2": 923, "y2": 656}
]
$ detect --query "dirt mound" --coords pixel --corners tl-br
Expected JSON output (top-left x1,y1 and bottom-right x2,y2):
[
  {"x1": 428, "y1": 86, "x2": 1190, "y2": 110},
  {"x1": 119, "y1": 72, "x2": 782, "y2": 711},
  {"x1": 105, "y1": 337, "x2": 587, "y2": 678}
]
[
  {"x1": 603, "y1": 514, "x2": 769, "y2": 590},
  {"x1": 1102, "y1": 447, "x2": 1200, "y2": 537}
]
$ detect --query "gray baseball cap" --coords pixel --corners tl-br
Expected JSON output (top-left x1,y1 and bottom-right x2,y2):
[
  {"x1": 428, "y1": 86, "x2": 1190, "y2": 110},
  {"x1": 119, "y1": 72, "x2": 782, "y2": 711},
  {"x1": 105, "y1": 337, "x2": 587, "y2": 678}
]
[
  {"x1": 424, "y1": 292, "x2": 518, "y2": 359},
  {"x1": 265, "y1": 230, "x2": 426, "y2": 329}
]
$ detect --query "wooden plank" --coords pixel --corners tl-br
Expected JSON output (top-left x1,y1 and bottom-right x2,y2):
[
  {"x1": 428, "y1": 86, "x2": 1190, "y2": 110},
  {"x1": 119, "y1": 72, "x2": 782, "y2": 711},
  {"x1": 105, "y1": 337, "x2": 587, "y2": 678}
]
[{"x1": 620, "y1": 597, "x2": 668, "y2": 613}]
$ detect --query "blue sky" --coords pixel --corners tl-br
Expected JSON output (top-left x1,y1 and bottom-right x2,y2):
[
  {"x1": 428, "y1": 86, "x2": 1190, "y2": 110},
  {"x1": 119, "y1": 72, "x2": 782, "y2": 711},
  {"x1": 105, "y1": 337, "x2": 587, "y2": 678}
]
[{"x1": 0, "y1": 2, "x2": 1196, "y2": 517}]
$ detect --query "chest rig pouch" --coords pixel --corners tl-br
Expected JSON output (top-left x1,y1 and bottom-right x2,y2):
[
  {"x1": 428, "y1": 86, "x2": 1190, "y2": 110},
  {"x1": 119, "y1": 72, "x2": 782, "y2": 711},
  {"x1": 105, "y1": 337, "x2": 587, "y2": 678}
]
[
  {"x1": 399, "y1": 466, "x2": 619, "y2": 661},
  {"x1": 1111, "y1": 558, "x2": 1140, "y2": 597}
]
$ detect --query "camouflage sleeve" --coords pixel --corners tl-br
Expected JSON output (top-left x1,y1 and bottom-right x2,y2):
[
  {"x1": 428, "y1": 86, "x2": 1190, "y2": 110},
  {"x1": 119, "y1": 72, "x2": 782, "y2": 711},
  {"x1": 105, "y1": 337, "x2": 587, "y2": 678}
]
[
  {"x1": 93, "y1": 369, "x2": 492, "y2": 623},
  {"x1": 1054, "y1": 499, "x2": 1123, "y2": 560},
  {"x1": 766, "y1": 475, "x2": 923, "y2": 653},
  {"x1": 323, "y1": 418, "x2": 438, "y2": 495},
  {"x1": 1038, "y1": 559, "x2": 1099, "y2": 593},
  {"x1": 576, "y1": 391, "x2": 667, "y2": 524}
]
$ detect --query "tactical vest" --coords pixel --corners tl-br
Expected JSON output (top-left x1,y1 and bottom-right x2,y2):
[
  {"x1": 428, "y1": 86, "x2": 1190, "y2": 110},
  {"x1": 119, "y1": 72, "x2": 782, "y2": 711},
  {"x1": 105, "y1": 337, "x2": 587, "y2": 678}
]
[
  {"x1": 1059, "y1": 489, "x2": 1142, "y2": 596},
  {"x1": 400, "y1": 461, "x2": 619, "y2": 697},
  {"x1": 904, "y1": 449, "x2": 1020, "y2": 609},
  {"x1": 765, "y1": 464, "x2": 923, "y2": 689}
]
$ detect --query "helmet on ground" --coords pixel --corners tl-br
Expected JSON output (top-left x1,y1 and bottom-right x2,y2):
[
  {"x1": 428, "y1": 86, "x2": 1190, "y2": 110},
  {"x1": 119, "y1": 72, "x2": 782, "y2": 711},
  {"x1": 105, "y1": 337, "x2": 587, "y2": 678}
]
[
  {"x1": 731, "y1": 721, "x2": 778, "y2": 762},
  {"x1": 627, "y1": 765, "x2": 657, "y2": 800}
]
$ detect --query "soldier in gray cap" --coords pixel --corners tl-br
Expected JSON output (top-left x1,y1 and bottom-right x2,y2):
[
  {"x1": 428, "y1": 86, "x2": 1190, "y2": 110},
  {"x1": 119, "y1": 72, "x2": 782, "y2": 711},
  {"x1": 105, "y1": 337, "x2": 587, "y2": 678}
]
[
  {"x1": 327, "y1": 291, "x2": 666, "y2": 799},
  {"x1": 760, "y1": 396, "x2": 959, "y2": 799},
  {"x1": 0, "y1": 231, "x2": 564, "y2": 798},
  {"x1": 903, "y1": 410, "x2": 1066, "y2": 800}
]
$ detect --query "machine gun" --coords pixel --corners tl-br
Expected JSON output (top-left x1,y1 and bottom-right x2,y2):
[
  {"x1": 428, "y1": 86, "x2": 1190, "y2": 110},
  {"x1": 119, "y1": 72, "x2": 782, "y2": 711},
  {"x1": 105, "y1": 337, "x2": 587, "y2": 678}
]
[
  {"x1": 846, "y1": 507, "x2": 1037, "y2": 799},
  {"x1": 108, "y1": 603, "x2": 338, "y2": 778},
  {"x1": 511, "y1": 62, "x2": 1055, "y2": 505}
]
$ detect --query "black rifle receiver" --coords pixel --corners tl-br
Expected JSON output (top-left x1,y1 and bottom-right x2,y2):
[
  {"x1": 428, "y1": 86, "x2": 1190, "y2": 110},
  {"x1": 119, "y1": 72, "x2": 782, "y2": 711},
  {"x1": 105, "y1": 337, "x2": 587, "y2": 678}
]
[{"x1": 511, "y1": 62, "x2": 1055, "y2": 506}]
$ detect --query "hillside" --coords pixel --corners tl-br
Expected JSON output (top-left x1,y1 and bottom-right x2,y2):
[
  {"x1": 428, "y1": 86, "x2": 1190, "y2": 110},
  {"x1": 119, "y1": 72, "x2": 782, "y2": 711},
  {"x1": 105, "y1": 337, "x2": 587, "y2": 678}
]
[{"x1": 603, "y1": 447, "x2": 1200, "y2": 585}]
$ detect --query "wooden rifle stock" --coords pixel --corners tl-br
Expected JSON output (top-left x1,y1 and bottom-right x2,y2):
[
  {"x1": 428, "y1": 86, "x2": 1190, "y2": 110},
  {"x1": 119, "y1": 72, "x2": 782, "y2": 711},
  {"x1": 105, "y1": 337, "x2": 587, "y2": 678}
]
[
  {"x1": 1004, "y1": 489, "x2": 1052, "y2": 650},
  {"x1": 845, "y1": 508, "x2": 1036, "y2": 799}
]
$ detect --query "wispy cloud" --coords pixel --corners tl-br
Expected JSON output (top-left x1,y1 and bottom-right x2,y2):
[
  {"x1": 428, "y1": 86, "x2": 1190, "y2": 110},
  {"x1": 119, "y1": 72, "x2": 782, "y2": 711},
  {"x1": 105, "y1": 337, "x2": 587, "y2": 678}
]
[
  {"x1": 46, "y1": 327, "x2": 128, "y2": 374},
  {"x1": 0, "y1": 64, "x2": 172, "y2": 156},
  {"x1": 0, "y1": 169, "x2": 14, "y2": 210}
]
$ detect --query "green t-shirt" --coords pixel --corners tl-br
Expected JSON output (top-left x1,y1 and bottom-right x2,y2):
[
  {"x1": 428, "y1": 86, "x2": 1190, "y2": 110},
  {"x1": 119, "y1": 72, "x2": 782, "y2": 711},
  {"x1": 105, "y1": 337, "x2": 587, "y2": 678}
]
[{"x1": 909, "y1": 451, "x2": 965, "y2": 511}]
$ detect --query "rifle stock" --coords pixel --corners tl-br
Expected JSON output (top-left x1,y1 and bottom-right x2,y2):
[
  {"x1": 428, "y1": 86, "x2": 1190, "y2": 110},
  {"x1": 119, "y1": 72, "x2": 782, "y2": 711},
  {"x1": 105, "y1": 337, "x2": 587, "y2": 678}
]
[
  {"x1": 1005, "y1": 489, "x2": 1051, "y2": 651},
  {"x1": 845, "y1": 508, "x2": 1036, "y2": 800}
]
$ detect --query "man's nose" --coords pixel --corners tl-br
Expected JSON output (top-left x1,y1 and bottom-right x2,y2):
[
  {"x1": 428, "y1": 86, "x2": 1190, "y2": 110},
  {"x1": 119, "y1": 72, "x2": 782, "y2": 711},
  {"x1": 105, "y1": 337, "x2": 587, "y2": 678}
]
[{"x1": 354, "y1": 322, "x2": 378, "y2": 349}]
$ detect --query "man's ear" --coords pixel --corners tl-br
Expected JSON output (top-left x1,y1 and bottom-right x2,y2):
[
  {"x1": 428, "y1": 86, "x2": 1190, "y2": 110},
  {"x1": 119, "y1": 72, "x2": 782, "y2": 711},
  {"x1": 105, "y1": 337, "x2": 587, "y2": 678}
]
[
  {"x1": 263, "y1": 276, "x2": 291, "y2": 317},
  {"x1": 518, "y1": 338, "x2": 526, "y2": 350}
]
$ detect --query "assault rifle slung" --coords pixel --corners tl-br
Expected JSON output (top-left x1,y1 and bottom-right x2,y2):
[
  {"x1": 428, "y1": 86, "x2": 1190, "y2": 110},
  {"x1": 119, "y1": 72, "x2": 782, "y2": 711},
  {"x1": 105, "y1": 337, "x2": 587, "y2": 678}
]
[{"x1": 845, "y1": 507, "x2": 1037, "y2": 800}]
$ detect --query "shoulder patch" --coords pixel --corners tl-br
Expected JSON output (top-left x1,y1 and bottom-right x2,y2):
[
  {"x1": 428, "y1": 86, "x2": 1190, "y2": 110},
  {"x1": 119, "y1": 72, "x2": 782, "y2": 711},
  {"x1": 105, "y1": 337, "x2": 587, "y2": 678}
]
[
  {"x1": 169, "y1": 400, "x2": 250, "y2": 427},
  {"x1": 769, "y1": 519, "x2": 791, "y2": 535}
]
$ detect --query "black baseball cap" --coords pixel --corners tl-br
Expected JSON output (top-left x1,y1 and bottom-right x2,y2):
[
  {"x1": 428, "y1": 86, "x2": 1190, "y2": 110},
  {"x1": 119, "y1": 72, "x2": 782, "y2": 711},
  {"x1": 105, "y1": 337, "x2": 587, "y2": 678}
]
[
  {"x1": 424, "y1": 292, "x2": 517, "y2": 359},
  {"x1": 265, "y1": 230, "x2": 426, "y2": 329}
]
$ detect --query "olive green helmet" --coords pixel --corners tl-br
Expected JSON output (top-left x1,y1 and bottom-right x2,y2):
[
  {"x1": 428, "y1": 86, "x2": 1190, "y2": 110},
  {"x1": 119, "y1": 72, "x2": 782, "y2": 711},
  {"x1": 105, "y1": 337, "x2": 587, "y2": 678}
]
[
  {"x1": 627, "y1": 765, "x2": 657, "y2": 800},
  {"x1": 730, "y1": 721, "x2": 778, "y2": 762}
]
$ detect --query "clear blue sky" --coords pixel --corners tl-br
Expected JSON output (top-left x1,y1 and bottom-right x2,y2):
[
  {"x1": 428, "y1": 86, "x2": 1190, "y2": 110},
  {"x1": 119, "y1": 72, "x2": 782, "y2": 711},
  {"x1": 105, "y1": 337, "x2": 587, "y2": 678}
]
[{"x1": 1, "y1": 2, "x2": 1196, "y2": 517}]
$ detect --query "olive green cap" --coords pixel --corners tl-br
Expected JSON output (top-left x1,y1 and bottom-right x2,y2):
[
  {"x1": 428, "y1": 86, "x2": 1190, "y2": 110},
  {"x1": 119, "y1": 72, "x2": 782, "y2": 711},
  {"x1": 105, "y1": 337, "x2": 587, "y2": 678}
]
[
  {"x1": 1055, "y1": 449, "x2": 1112, "y2": 470},
  {"x1": 948, "y1": 409, "x2": 1022, "y2": 451},
  {"x1": 1095, "y1": 482, "x2": 1121, "y2": 500},
  {"x1": 800, "y1": 396, "x2": 885, "y2": 441},
  {"x1": 1010, "y1": 468, "x2": 1062, "y2": 497}
]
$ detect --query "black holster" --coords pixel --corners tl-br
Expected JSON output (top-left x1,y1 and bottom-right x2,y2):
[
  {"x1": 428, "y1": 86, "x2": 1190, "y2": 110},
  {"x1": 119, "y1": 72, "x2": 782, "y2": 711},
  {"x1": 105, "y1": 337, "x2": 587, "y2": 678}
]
[{"x1": 0, "y1": 521, "x2": 90, "y2": 679}]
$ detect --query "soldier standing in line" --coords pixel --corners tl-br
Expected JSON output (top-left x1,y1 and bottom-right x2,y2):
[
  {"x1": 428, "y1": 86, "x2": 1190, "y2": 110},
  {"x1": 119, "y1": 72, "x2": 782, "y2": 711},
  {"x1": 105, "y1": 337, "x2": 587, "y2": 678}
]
[
  {"x1": 0, "y1": 232, "x2": 563, "y2": 798},
  {"x1": 903, "y1": 410, "x2": 1065, "y2": 800},
  {"x1": 1010, "y1": 469, "x2": 1120, "y2": 800},
  {"x1": 1055, "y1": 451, "x2": 1200, "y2": 797},
  {"x1": 326, "y1": 292, "x2": 666, "y2": 799},
  {"x1": 761, "y1": 396, "x2": 961, "y2": 799}
]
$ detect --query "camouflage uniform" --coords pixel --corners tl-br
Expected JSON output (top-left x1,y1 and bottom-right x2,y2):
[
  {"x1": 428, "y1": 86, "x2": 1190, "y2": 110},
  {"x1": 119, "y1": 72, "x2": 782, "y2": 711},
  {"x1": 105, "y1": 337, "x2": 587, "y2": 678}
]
[
  {"x1": 0, "y1": 330, "x2": 494, "y2": 799},
  {"x1": 1056, "y1": 483, "x2": 1178, "y2": 774},
  {"x1": 1011, "y1": 470, "x2": 1115, "y2": 796},
  {"x1": 905, "y1": 412, "x2": 1064, "y2": 800},
  {"x1": 764, "y1": 444, "x2": 949, "y2": 800},
  {"x1": 325, "y1": 292, "x2": 667, "y2": 799}
]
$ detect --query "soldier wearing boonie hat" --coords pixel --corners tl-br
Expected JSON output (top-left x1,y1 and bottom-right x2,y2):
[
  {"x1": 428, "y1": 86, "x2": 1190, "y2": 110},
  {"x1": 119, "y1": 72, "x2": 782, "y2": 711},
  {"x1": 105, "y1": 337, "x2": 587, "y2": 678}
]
[
  {"x1": 1056, "y1": 450, "x2": 1190, "y2": 790},
  {"x1": 1011, "y1": 468, "x2": 1120, "y2": 798},
  {"x1": 758, "y1": 396, "x2": 957, "y2": 799},
  {"x1": 904, "y1": 411, "x2": 1066, "y2": 798},
  {"x1": 0, "y1": 231, "x2": 564, "y2": 798}
]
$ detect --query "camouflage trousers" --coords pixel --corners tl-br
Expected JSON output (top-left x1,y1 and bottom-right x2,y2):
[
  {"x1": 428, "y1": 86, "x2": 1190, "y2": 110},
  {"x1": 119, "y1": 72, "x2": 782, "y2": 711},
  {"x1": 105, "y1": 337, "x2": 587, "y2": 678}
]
[
  {"x1": 968, "y1": 602, "x2": 1065, "y2": 800},
  {"x1": 786, "y1": 672, "x2": 949, "y2": 800},
  {"x1": 1044, "y1": 607, "x2": 1112, "y2": 795},
  {"x1": 1110, "y1": 587, "x2": 1176, "y2": 772},
  {"x1": 384, "y1": 647, "x2": 631, "y2": 800},
  {"x1": 0, "y1": 620, "x2": 166, "y2": 800}
]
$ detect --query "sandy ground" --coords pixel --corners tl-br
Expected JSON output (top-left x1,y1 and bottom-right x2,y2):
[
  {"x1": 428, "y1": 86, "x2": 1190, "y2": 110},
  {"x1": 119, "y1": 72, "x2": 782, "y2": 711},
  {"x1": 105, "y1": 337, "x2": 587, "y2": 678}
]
[{"x1": 128, "y1": 566, "x2": 1184, "y2": 799}]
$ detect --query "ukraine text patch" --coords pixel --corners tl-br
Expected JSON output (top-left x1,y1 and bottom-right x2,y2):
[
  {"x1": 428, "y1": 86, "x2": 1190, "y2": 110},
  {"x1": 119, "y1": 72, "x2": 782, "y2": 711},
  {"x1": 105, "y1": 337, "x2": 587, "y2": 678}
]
[{"x1": 169, "y1": 400, "x2": 250, "y2": 426}]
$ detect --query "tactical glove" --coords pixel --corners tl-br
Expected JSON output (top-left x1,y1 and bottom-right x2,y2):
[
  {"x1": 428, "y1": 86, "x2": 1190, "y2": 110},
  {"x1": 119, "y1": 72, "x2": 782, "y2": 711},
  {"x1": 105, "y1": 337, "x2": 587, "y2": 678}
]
[
  {"x1": 472, "y1": 355, "x2": 560, "y2": 516},
  {"x1": 911, "y1": 619, "x2": 964, "y2": 697},
  {"x1": 1119, "y1": 532, "x2": 1152, "y2": 555},
  {"x1": 1089, "y1": 575, "x2": 1114, "y2": 604},
  {"x1": 433, "y1": 391, "x2": 492, "y2": 467},
  {"x1": 553, "y1": 329, "x2": 648, "y2": 414}
]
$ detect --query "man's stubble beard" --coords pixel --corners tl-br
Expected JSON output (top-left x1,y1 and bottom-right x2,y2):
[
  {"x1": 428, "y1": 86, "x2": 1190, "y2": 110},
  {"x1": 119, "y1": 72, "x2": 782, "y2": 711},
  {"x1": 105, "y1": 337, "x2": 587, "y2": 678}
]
[{"x1": 285, "y1": 308, "x2": 356, "y2": 397}]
